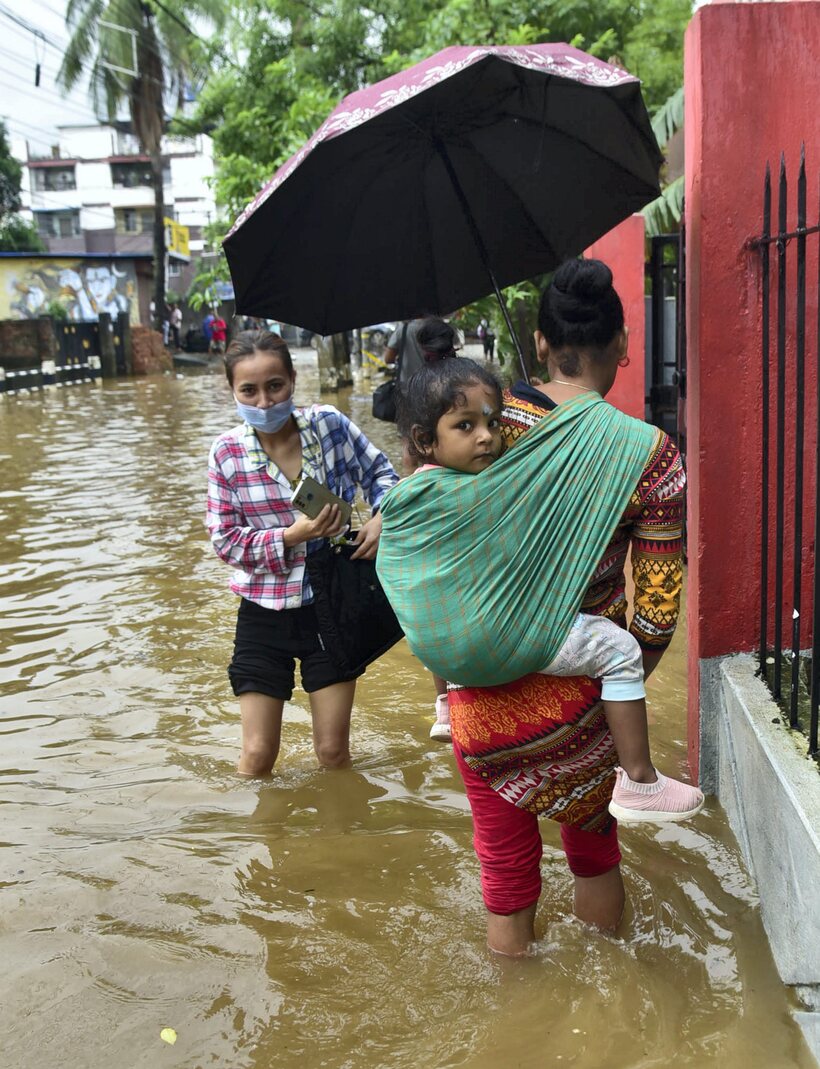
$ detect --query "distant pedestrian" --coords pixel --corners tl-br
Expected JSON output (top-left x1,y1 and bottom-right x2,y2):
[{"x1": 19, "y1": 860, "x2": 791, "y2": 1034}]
[
  {"x1": 477, "y1": 318, "x2": 495, "y2": 360},
  {"x1": 384, "y1": 316, "x2": 459, "y2": 385},
  {"x1": 210, "y1": 314, "x2": 228, "y2": 355},
  {"x1": 203, "y1": 312, "x2": 215, "y2": 342},
  {"x1": 171, "y1": 304, "x2": 183, "y2": 350}
]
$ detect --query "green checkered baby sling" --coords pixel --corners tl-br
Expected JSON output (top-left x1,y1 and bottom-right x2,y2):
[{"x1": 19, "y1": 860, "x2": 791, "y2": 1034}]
[{"x1": 376, "y1": 392, "x2": 658, "y2": 687}]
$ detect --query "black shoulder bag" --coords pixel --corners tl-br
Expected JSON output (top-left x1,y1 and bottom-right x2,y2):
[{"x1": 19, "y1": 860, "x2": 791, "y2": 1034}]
[
  {"x1": 303, "y1": 428, "x2": 404, "y2": 677},
  {"x1": 306, "y1": 536, "x2": 404, "y2": 677},
  {"x1": 372, "y1": 322, "x2": 408, "y2": 422}
]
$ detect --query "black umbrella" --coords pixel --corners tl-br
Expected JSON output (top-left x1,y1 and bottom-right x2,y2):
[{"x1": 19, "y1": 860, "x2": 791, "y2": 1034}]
[{"x1": 224, "y1": 44, "x2": 663, "y2": 375}]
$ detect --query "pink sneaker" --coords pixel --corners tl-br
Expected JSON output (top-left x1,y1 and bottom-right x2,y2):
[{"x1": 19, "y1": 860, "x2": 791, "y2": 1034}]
[
  {"x1": 608, "y1": 767, "x2": 704, "y2": 824},
  {"x1": 430, "y1": 693, "x2": 451, "y2": 742}
]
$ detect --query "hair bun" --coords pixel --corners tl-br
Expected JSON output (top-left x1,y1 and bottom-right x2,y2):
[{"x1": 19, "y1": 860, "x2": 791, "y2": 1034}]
[
  {"x1": 553, "y1": 258, "x2": 613, "y2": 298},
  {"x1": 551, "y1": 259, "x2": 613, "y2": 322},
  {"x1": 538, "y1": 257, "x2": 624, "y2": 353}
]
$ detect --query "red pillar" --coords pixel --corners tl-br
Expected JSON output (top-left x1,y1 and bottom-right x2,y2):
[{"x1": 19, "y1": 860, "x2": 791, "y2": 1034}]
[
  {"x1": 585, "y1": 213, "x2": 646, "y2": 420},
  {"x1": 685, "y1": 1, "x2": 820, "y2": 777}
]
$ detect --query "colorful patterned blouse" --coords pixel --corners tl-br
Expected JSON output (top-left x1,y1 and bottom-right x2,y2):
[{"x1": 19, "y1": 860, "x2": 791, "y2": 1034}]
[{"x1": 501, "y1": 382, "x2": 685, "y2": 651}]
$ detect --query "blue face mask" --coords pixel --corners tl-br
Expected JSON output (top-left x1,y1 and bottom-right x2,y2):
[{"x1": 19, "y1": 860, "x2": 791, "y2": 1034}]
[{"x1": 236, "y1": 397, "x2": 295, "y2": 434}]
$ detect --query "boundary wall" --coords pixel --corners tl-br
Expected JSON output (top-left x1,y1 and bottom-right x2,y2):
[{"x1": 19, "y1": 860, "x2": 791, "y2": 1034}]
[
  {"x1": 685, "y1": 3, "x2": 820, "y2": 1056},
  {"x1": 584, "y1": 213, "x2": 646, "y2": 420}
]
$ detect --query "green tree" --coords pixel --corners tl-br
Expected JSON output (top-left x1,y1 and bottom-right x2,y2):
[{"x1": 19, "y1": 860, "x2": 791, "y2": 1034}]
[
  {"x1": 58, "y1": 0, "x2": 224, "y2": 329},
  {"x1": 0, "y1": 121, "x2": 45, "y2": 253}
]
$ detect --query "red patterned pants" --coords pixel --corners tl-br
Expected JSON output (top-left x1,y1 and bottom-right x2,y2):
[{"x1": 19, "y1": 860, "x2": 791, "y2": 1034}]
[{"x1": 455, "y1": 745, "x2": 621, "y2": 915}]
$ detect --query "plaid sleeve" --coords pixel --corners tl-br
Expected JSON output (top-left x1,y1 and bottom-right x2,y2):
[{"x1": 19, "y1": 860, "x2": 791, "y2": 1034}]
[
  {"x1": 206, "y1": 439, "x2": 295, "y2": 575},
  {"x1": 316, "y1": 408, "x2": 398, "y2": 512},
  {"x1": 629, "y1": 433, "x2": 686, "y2": 651}
]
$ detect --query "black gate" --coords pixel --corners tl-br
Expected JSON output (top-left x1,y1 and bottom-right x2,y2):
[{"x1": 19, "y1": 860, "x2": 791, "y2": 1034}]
[
  {"x1": 646, "y1": 232, "x2": 687, "y2": 455},
  {"x1": 751, "y1": 147, "x2": 820, "y2": 757},
  {"x1": 54, "y1": 320, "x2": 99, "y2": 382}
]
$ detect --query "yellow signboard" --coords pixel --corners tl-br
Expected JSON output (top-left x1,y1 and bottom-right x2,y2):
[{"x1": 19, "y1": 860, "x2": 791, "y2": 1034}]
[{"x1": 164, "y1": 218, "x2": 190, "y2": 261}]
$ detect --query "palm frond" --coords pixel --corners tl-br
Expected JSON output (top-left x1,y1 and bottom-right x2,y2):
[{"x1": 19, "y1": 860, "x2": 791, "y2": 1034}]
[
  {"x1": 641, "y1": 175, "x2": 684, "y2": 236},
  {"x1": 651, "y1": 86, "x2": 684, "y2": 148},
  {"x1": 58, "y1": 0, "x2": 107, "y2": 89}
]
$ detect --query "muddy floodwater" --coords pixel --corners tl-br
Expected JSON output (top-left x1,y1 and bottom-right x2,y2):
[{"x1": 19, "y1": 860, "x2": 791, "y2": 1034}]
[{"x1": 0, "y1": 353, "x2": 813, "y2": 1069}]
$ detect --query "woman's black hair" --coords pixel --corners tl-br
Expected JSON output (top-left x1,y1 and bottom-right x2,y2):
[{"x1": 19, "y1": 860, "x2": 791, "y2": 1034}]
[
  {"x1": 397, "y1": 357, "x2": 502, "y2": 461},
  {"x1": 224, "y1": 330, "x2": 294, "y2": 385},
  {"x1": 537, "y1": 259, "x2": 624, "y2": 376},
  {"x1": 416, "y1": 316, "x2": 458, "y2": 362}
]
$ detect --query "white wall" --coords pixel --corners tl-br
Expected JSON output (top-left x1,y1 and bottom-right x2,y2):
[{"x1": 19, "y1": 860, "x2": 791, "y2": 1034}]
[{"x1": 14, "y1": 124, "x2": 219, "y2": 243}]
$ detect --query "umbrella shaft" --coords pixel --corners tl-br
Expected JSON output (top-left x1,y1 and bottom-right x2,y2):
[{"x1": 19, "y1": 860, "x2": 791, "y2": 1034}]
[{"x1": 434, "y1": 138, "x2": 529, "y2": 382}]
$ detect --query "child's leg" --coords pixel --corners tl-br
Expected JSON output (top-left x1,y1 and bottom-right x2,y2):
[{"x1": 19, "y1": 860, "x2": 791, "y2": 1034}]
[
  {"x1": 542, "y1": 615, "x2": 651, "y2": 779},
  {"x1": 604, "y1": 699, "x2": 653, "y2": 782},
  {"x1": 543, "y1": 615, "x2": 704, "y2": 823},
  {"x1": 430, "y1": 672, "x2": 451, "y2": 741}
]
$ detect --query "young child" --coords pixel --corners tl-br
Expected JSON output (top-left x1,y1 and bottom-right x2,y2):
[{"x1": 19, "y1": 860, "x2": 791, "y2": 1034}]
[
  {"x1": 396, "y1": 357, "x2": 704, "y2": 823},
  {"x1": 401, "y1": 316, "x2": 461, "y2": 741}
]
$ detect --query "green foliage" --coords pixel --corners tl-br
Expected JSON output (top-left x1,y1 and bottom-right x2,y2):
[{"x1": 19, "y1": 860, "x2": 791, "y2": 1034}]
[
  {"x1": 621, "y1": 0, "x2": 692, "y2": 113},
  {"x1": 0, "y1": 217, "x2": 46, "y2": 253},
  {"x1": 184, "y1": 219, "x2": 233, "y2": 309},
  {"x1": 45, "y1": 296, "x2": 70, "y2": 321},
  {"x1": 641, "y1": 173, "x2": 684, "y2": 236},
  {"x1": 0, "y1": 121, "x2": 23, "y2": 219},
  {"x1": 0, "y1": 121, "x2": 45, "y2": 252},
  {"x1": 192, "y1": 0, "x2": 691, "y2": 218},
  {"x1": 651, "y1": 86, "x2": 684, "y2": 147}
]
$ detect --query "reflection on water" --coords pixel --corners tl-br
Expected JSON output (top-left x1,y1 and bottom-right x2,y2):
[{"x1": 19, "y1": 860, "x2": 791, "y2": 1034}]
[{"x1": 0, "y1": 358, "x2": 812, "y2": 1069}]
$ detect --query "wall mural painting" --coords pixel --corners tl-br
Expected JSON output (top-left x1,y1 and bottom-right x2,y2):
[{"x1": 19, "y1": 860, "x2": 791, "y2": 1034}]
[{"x1": 1, "y1": 258, "x2": 137, "y2": 323}]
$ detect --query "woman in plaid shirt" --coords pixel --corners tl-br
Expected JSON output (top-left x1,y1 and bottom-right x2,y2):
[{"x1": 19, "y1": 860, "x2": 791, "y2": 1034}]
[{"x1": 207, "y1": 331, "x2": 398, "y2": 776}]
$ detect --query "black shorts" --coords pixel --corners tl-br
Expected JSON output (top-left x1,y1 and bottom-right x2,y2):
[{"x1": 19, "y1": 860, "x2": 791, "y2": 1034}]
[{"x1": 227, "y1": 598, "x2": 362, "y2": 700}]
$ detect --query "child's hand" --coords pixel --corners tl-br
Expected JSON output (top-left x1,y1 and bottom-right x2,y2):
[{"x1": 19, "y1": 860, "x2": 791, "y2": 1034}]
[
  {"x1": 283, "y1": 504, "x2": 346, "y2": 547},
  {"x1": 349, "y1": 512, "x2": 383, "y2": 559}
]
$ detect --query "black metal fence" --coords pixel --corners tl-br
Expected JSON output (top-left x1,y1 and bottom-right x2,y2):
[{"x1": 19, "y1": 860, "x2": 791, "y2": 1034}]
[{"x1": 750, "y1": 146, "x2": 820, "y2": 757}]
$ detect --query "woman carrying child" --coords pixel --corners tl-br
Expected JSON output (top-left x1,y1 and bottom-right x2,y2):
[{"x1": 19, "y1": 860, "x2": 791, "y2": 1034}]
[
  {"x1": 378, "y1": 259, "x2": 701, "y2": 956},
  {"x1": 207, "y1": 330, "x2": 398, "y2": 776}
]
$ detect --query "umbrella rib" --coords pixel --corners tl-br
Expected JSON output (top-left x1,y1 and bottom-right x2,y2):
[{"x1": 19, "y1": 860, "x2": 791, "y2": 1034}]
[
  {"x1": 320, "y1": 159, "x2": 393, "y2": 333},
  {"x1": 455, "y1": 139, "x2": 561, "y2": 268},
  {"x1": 422, "y1": 144, "x2": 442, "y2": 316},
  {"x1": 504, "y1": 111, "x2": 660, "y2": 190}
]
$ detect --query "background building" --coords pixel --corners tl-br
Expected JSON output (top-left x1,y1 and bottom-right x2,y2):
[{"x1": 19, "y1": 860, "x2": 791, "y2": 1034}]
[{"x1": 13, "y1": 124, "x2": 217, "y2": 324}]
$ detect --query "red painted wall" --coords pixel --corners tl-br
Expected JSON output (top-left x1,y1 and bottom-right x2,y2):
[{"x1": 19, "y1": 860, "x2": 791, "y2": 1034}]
[
  {"x1": 685, "y1": 1, "x2": 820, "y2": 775},
  {"x1": 585, "y1": 214, "x2": 646, "y2": 420}
]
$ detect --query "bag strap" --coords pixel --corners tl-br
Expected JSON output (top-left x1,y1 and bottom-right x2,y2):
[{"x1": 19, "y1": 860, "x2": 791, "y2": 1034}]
[{"x1": 395, "y1": 321, "x2": 409, "y2": 379}]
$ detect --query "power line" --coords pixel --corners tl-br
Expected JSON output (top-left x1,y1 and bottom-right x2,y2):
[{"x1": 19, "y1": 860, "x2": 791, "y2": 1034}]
[
  {"x1": 0, "y1": 75, "x2": 103, "y2": 122},
  {"x1": 0, "y1": 55, "x2": 106, "y2": 120},
  {"x1": 144, "y1": 0, "x2": 238, "y2": 70},
  {"x1": 0, "y1": 2, "x2": 66, "y2": 51},
  {"x1": 28, "y1": 0, "x2": 74, "y2": 24},
  {"x1": 0, "y1": 0, "x2": 221, "y2": 144}
]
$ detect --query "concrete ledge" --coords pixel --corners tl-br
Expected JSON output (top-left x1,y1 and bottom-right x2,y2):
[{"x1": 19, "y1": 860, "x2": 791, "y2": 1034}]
[{"x1": 700, "y1": 652, "x2": 820, "y2": 1061}]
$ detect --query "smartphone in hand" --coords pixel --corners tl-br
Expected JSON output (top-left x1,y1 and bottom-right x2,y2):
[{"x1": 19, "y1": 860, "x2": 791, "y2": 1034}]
[{"x1": 290, "y1": 476, "x2": 352, "y2": 526}]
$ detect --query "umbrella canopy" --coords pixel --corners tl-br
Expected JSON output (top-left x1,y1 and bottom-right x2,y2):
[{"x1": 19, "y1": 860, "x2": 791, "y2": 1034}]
[{"x1": 224, "y1": 44, "x2": 663, "y2": 336}]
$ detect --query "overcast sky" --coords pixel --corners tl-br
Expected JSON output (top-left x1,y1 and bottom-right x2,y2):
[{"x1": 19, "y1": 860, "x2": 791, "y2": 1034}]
[{"x1": 2, "y1": 0, "x2": 99, "y2": 159}]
